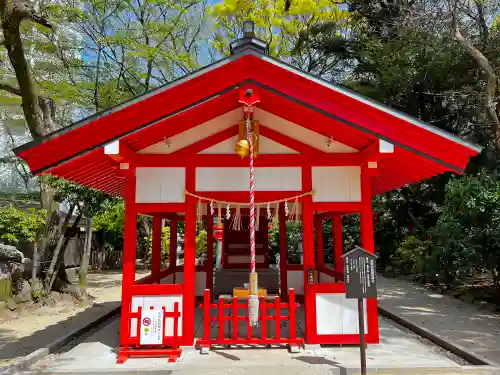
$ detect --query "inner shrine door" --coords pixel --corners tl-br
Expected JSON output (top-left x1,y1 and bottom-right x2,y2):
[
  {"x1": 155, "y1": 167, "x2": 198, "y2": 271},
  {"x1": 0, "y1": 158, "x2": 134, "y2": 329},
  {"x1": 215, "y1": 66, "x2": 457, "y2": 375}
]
[{"x1": 223, "y1": 215, "x2": 269, "y2": 269}]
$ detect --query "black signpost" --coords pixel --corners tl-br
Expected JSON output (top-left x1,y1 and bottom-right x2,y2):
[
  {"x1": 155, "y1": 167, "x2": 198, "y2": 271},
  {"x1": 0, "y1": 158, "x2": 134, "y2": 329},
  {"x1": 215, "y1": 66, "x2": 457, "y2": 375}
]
[{"x1": 342, "y1": 246, "x2": 378, "y2": 375}]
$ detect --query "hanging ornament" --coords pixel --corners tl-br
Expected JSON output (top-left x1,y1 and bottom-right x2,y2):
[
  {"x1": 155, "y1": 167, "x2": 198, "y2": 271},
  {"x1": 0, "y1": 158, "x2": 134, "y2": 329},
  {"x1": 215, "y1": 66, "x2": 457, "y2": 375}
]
[
  {"x1": 284, "y1": 200, "x2": 289, "y2": 217},
  {"x1": 226, "y1": 203, "x2": 231, "y2": 220},
  {"x1": 291, "y1": 197, "x2": 300, "y2": 222},
  {"x1": 196, "y1": 199, "x2": 202, "y2": 224},
  {"x1": 216, "y1": 203, "x2": 223, "y2": 229},
  {"x1": 231, "y1": 204, "x2": 242, "y2": 231},
  {"x1": 210, "y1": 201, "x2": 214, "y2": 216},
  {"x1": 267, "y1": 202, "x2": 271, "y2": 220},
  {"x1": 273, "y1": 202, "x2": 279, "y2": 224},
  {"x1": 235, "y1": 139, "x2": 249, "y2": 158}
]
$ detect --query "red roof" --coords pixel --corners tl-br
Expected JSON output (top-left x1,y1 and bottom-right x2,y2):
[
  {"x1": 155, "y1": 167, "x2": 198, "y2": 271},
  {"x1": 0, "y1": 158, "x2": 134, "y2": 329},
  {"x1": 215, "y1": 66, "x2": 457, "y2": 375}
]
[{"x1": 15, "y1": 48, "x2": 481, "y2": 198}]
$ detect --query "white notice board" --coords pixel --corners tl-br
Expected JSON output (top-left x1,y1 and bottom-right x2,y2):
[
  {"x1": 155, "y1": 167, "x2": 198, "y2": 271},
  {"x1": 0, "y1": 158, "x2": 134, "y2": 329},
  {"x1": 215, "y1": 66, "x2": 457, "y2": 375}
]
[{"x1": 140, "y1": 309, "x2": 164, "y2": 345}]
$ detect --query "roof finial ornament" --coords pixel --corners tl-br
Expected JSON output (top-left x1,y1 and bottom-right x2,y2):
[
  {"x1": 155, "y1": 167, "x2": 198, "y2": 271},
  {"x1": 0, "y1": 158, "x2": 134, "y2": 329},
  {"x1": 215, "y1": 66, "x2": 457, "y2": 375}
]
[
  {"x1": 243, "y1": 20, "x2": 255, "y2": 38},
  {"x1": 229, "y1": 20, "x2": 269, "y2": 56}
]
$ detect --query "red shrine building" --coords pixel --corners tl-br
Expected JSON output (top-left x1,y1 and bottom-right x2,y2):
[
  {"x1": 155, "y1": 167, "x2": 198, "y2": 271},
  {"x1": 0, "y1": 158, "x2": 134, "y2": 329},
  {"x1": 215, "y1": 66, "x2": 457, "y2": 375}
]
[{"x1": 15, "y1": 22, "x2": 481, "y2": 362}]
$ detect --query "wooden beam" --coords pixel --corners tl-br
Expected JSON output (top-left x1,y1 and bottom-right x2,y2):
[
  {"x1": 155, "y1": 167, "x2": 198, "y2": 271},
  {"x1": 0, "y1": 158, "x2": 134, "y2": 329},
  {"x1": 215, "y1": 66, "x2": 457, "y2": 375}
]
[
  {"x1": 259, "y1": 125, "x2": 328, "y2": 157},
  {"x1": 104, "y1": 140, "x2": 138, "y2": 164},
  {"x1": 167, "y1": 125, "x2": 239, "y2": 158},
  {"x1": 134, "y1": 153, "x2": 362, "y2": 167},
  {"x1": 312, "y1": 202, "x2": 363, "y2": 212},
  {"x1": 360, "y1": 139, "x2": 394, "y2": 162}
]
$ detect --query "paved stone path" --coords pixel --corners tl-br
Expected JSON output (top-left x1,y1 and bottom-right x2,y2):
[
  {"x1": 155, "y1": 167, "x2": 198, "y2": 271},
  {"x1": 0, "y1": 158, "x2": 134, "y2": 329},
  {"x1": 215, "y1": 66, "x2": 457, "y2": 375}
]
[
  {"x1": 25, "y1": 316, "x2": 460, "y2": 374},
  {"x1": 377, "y1": 275, "x2": 500, "y2": 365}
]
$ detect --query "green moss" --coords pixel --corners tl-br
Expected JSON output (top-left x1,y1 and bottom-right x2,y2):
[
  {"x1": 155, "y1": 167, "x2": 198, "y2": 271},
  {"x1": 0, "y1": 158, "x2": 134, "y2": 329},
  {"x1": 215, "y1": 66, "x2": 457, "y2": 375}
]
[
  {"x1": 0, "y1": 278, "x2": 12, "y2": 302},
  {"x1": 31, "y1": 279, "x2": 44, "y2": 302}
]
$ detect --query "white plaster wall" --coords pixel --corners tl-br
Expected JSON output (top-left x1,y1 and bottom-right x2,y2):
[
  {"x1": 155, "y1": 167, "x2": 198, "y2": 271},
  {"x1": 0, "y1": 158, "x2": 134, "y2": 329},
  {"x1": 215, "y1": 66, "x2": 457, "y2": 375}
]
[
  {"x1": 139, "y1": 109, "x2": 241, "y2": 154},
  {"x1": 136, "y1": 167, "x2": 186, "y2": 203},
  {"x1": 196, "y1": 167, "x2": 301, "y2": 191},
  {"x1": 199, "y1": 135, "x2": 298, "y2": 154},
  {"x1": 312, "y1": 166, "x2": 361, "y2": 202},
  {"x1": 199, "y1": 136, "x2": 238, "y2": 154},
  {"x1": 287, "y1": 270, "x2": 304, "y2": 295},
  {"x1": 131, "y1": 295, "x2": 183, "y2": 337},
  {"x1": 255, "y1": 109, "x2": 358, "y2": 153},
  {"x1": 315, "y1": 294, "x2": 367, "y2": 335}
]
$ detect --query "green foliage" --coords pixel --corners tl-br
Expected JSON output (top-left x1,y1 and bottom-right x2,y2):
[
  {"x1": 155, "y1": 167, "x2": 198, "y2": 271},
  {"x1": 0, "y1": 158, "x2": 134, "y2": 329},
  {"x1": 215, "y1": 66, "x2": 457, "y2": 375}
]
[
  {"x1": 146, "y1": 225, "x2": 171, "y2": 265},
  {"x1": 211, "y1": 0, "x2": 349, "y2": 75},
  {"x1": 49, "y1": 177, "x2": 115, "y2": 217},
  {"x1": 93, "y1": 201, "x2": 125, "y2": 232},
  {"x1": 0, "y1": 206, "x2": 45, "y2": 245},
  {"x1": 30, "y1": 279, "x2": 44, "y2": 302},
  {"x1": 93, "y1": 200, "x2": 126, "y2": 252},
  {"x1": 392, "y1": 236, "x2": 433, "y2": 276},
  {"x1": 430, "y1": 171, "x2": 500, "y2": 286},
  {"x1": 196, "y1": 230, "x2": 207, "y2": 257},
  {"x1": 268, "y1": 219, "x2": 304, "y2": 263}
]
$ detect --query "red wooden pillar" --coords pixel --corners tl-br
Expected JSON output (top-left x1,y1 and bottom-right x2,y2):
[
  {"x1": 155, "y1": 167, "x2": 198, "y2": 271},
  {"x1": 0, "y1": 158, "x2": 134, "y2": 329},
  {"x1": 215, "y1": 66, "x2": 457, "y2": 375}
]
[
  {"x1": 360, "y1": 166, "x2": 379, "y2": 343},
  {"x1": 315, "y1": 215, "x2": 324, "y2": 269},
  {"x1": 301, "y1": 166, "x2": 315, "y2": 343},
  {"x1": 333, "y1": 215, "x2": 343, "y2": 275},
  {"x1": 169, "y1": 216, "x2": 177, "y2": 269},
  {"x1": 152, "y1": 216, "x2": 162, "y2": 281},
  {"x1": 279, "y1": 203, "x2": 287, "y2": 300},
  {"x1": 119, "y1": 168, "x2": 137, "y2": 346},
  {"x1": 360, "y1": 167, "x2": 375, "y2": 253},
  {"x1": 182, "y1": 166, "x2": 196, "y2": 346},
  {"x1": 206, "y1": 203, "x2": 214, "y2": 293}
]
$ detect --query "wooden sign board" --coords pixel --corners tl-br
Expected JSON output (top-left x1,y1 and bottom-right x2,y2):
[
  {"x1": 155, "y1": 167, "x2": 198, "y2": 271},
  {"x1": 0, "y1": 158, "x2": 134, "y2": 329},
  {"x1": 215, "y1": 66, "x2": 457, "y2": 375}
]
[{"x1": 342, "y1": 246, "x2": 378, "y2": 299}]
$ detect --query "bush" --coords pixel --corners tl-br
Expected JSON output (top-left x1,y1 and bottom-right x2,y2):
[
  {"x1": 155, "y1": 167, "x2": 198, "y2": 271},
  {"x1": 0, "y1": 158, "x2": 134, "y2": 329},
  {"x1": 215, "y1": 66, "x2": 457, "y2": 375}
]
[
  {"x1": 392, "y1": 236, "x2": 433, "y2": 276},
  {"x1": 0, "y1": 206, "x2": 45, "y2": 245},
  {"x1": 146, "y1": 226, "x2": 171, "y2": 266}
]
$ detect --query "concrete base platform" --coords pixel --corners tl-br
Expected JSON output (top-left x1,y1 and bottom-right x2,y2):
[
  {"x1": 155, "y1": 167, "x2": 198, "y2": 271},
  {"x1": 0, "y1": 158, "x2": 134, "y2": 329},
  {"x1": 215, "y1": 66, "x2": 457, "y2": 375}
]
[{"x1": 22, "y1": 316, "x2": 499, "y2": 375}]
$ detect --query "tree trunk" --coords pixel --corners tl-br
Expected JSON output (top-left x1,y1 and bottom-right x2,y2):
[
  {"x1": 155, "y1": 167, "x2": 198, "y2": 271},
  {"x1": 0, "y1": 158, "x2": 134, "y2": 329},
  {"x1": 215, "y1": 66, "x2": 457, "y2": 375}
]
[
  {"x1": 47, "y1": 213, "x2": 82, "y2": 293},
  {"x1": 31, "y1": 242, "x2": 38, "y2": 295},
  {"x1": 79, "y1": 217, "x2": 93, "y2": 289},
  {"x1": 44, "y1": 205, "x2": 75, "y2": 294},
  {"x1": 0, "y1": 1, "x2": 54, "y2": 137},
  {"x1": 142, "y1": 218, "x2": 151, "y2": 270},
  {"x1": 40, "y1": 175, "x2": 58, "y2": 213}
]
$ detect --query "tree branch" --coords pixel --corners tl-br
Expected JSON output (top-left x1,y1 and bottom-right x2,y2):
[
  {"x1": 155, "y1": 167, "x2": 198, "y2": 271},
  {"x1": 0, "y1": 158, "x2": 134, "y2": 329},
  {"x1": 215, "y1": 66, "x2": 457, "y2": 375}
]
[
  {"x1": 0, "y1": 82, "x2": 21, "y2": 96},
  {"x1": 28, "y1": 12, "x2": 52, "y2": 29},
  {"x1": 452, "y1": 11, "x2": 500, "y2": 150}
]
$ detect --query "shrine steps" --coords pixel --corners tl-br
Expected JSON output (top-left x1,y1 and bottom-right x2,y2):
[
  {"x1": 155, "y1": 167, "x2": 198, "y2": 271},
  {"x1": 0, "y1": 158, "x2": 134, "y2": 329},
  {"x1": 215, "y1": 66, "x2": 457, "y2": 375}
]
[{"x1": 214, "y1": 268, "x2": 279, "y2": 297}]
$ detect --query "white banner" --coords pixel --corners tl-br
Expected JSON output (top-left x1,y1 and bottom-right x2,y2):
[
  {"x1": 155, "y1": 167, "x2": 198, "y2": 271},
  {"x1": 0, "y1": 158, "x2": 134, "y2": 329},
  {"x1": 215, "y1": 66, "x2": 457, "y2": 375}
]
[{"x1": 140, "y1": 309, "x2": 163, "y2": 345}]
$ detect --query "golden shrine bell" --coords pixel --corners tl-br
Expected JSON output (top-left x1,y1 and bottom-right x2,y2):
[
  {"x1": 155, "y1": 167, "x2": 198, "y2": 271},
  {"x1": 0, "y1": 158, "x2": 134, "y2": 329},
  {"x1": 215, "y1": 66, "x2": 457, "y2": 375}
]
[{"x1": 235, "y1": 139, "x2": 250, "y2": 157}]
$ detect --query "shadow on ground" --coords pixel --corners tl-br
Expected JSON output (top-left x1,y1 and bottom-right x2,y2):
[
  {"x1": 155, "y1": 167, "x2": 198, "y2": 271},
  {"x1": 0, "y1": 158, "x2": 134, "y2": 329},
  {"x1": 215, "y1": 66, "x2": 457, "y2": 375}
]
[
  {"x1": 0, "y1": 301, "x2": 119, "y2": 361},
  {"x1": 378, "y1": 275, "x2": 500, "y2": 363}
]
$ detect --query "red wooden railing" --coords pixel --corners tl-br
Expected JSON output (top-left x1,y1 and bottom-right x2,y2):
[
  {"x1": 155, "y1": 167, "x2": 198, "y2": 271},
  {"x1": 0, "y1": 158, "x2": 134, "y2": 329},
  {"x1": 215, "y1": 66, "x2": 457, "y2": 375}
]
[
  {"x1": 196, "y1": 288, "x2": 304, "y2": 348},
  {"x1": 117, "y1": 284, "x2": 183, "y2": 364}
]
